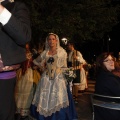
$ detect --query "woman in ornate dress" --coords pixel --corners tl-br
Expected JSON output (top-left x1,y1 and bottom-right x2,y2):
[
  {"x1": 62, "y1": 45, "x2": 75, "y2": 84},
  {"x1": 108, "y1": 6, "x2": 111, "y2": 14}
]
[
  {"x1": 15, "y1": 43, "x2": 40, "y2": 119},
  {"x1": 30, "y1": 33, "x2": 78, "y2": 120}
]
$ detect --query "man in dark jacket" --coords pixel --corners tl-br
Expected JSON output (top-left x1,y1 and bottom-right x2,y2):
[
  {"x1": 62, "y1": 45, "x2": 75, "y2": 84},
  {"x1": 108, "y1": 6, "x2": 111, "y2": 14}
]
[{"x1": 0, "y1": 0, "x2": 31, "y2": 120}]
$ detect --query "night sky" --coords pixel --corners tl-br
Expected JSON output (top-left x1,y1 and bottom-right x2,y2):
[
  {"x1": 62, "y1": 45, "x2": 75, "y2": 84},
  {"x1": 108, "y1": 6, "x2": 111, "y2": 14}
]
[
  {"x1": 75, "y1": 0, "x2": 120, "y2": 63},
  {"x1": 76, "y1": 22, "x2": 120, "y2": 63}
]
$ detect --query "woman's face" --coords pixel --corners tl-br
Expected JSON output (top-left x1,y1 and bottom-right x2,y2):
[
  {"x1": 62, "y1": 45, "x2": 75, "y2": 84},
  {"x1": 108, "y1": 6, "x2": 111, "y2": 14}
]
[
  {"x1": 103, "y1": 55, "x2": 115, "y2": 71},
  {"x1": 47, "y1": 35, "x2": 57, "y2": 48}
]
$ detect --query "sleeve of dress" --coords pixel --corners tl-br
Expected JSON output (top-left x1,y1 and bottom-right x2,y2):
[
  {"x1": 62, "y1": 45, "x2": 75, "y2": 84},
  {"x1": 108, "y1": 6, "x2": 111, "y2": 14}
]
[
  {"x1": 57, "y1": 48, "x2": 67, "y2": 68},
  {"x1": 33, "y1": 56, "x2": 41, "y2": 66},
  {"x1": 33, "y1": 51, "x2": 46, "y2": 67},
  {"x1": 63, "y1": 51, "x2": 67, "y2": 67},
  {"x1": 77, "y1": 51, "x2": 86, "y2": 64}
]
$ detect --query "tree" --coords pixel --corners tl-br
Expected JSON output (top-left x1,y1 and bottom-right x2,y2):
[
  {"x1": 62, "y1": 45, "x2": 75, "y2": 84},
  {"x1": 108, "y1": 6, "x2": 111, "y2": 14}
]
[{"x1": 20, "y1": 0, "x2": 119, "y2": 46}]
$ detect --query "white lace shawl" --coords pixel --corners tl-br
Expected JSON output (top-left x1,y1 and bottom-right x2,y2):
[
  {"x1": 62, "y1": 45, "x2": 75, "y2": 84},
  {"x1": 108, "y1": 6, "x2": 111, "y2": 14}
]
[
  {"x1": 33, "y1": 47, "x2": 67, "y2": 69},
  {"x1": 33, "y1": 33, "x2": 67, "y2": 68}
]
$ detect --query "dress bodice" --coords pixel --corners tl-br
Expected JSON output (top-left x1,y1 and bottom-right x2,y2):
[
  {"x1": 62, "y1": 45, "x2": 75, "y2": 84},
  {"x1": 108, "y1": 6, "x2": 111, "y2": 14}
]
[{"x1": 46, "y1": 53, "x2": 61, "y2": 80}]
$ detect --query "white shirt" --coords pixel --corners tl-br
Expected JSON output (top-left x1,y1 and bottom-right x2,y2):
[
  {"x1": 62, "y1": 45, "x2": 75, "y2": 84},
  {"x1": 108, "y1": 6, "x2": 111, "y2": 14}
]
[
  {"x1": 68, "y1": 50, "x2": 86, "y2": 64},
  {"x1": 0, "y1": 2, "x2": 12, "y2": 25}
]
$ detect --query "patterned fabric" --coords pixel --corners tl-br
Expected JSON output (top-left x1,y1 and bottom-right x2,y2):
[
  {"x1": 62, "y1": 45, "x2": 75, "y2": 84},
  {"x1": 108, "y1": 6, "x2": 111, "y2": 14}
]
[
  {"x1": 32, "y1": 53, "x2": 69, "y2": 117},
  {"x1": 31, "y1": 33, "x2": 78, "y2": 119},
  {"x1": 67, "y1": 50, "x2": 87, "y2": 90},
  {"x1": 31, "y1": 85, "x2": 78, "y2": 120},
  {"x1": 0, "y1": 54, "x2": 20, "y2": 72},
  {"x1": 15, "y1": 68, "x2": 34, "y2": 109},
  {"x1": 68, "y1": 50, "x2": 86, "y2": 64}
]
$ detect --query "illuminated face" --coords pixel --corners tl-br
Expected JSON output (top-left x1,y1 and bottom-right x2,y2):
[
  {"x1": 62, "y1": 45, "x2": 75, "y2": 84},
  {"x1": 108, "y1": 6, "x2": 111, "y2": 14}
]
[
  {"x1": 103, "y1": 55, "x2": 115, "y2": 71},
  {"x1": 47, "y1": 35, "x2": 57, "y2": 48}
]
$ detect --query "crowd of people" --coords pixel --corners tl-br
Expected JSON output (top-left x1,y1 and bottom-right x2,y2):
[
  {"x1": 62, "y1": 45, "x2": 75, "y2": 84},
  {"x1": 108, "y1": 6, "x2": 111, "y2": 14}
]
[
  {"x1": 13, "y1": 33, "x2": 83, "y2": 120},
  {"x1": 1, "y1": 1, "x2": 120, "y2": 120},
  {"x1": 14, "y1": 32, "x2": 89, "y2": 120},
  {"x1": 13, "y1": 41, "x2": 120, "y2": 120}
]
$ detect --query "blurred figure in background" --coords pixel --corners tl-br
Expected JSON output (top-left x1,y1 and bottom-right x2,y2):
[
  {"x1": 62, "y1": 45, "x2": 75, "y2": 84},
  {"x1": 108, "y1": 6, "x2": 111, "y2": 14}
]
[
  {"x1": 67, "y1": 42, "x2": 87, "y2": 102},
  {"x1": 15, "y1": 43, "x2": 40, "y2": 120}
]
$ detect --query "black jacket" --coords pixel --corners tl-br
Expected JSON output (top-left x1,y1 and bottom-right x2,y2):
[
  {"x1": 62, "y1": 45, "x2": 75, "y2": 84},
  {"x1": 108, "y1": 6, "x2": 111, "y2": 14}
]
[
  {"x1": 95, "y1": 69, "x2": 120, "y2": 120},
  {"x1": 0, "y1": 1, "x2": 31, "y2": 66}
]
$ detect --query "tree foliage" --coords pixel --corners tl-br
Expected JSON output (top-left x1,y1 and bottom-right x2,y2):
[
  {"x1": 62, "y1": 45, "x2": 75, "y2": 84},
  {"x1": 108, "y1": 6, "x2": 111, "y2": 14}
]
[{"x1": 19, "y1": 0, "x2": 120, "y2": 45}]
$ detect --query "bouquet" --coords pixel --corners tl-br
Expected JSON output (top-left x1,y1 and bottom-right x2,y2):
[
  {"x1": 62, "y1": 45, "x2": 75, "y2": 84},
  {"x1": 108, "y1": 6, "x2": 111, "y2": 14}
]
[{"x1": 63, "y1": 67, "x2": 76, "y2": 82}]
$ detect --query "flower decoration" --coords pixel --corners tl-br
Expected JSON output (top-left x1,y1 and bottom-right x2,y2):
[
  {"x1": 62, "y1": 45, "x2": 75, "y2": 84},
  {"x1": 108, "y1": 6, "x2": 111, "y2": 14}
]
[
  {"x1": 63, "y1": 68, "x2": 76, "y2": 82},
  {"x1": 47, "y1": 57, "x2": 54, "y2": 64}
]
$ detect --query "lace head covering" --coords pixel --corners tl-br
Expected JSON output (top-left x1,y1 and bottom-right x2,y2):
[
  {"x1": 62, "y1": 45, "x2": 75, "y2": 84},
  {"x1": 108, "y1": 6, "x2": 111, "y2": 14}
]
[
  {"x1": 45, "y1": 33, "x2": 60, "y2": 51},
  {"x1": 44, "y1": 33, "x2": 67, "y2": 67}
]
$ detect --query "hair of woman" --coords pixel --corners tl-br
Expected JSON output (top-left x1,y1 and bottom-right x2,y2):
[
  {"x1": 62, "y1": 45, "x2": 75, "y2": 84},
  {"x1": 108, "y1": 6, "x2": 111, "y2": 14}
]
[{"x1": 96, "y1": 52, "x2": 115, "y2": 71}]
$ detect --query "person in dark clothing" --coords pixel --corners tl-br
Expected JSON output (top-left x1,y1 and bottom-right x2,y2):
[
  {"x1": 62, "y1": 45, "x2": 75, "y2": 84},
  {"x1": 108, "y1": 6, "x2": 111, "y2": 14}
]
[
  {"x1": 95, "y1": 52, "x2": 120, "y2": 120},
  {"x1": 0, "y1": 0, "x2": 31, "y2": 120}
]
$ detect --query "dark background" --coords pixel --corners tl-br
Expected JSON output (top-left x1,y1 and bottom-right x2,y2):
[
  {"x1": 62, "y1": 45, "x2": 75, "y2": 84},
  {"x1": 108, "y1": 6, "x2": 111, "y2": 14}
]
[{"x1": 20, "y1": 0, "x2": 120, "y2": 63}]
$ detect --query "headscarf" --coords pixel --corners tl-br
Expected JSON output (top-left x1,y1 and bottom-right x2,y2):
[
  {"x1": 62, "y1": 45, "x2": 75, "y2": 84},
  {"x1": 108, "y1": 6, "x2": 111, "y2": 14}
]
[
  {"x1": 45, "y1": 33, "x2": 60, "y2": 51},
  {"x1": 44, "y1": 33, "x2": 67, "y2": 67}
]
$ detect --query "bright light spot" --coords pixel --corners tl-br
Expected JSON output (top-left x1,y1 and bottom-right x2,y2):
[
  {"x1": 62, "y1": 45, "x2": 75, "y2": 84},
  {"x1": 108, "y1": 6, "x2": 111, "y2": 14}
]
[{"x1": 61, "y1": 38, "x2": 68, "y2": 45}]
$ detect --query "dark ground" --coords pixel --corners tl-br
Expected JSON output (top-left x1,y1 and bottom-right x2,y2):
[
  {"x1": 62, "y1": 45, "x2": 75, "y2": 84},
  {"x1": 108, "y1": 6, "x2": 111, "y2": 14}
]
[{"x1": 75, "y1": 93, "x2": 93, "y2": 120}]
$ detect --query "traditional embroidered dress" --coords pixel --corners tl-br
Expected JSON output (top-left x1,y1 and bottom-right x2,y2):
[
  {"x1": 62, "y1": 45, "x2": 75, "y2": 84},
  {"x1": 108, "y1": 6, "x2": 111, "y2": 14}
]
[
  {"x1": 15, "y1": 51, "x2": 40, "y2": 117},
  {"x1": 68, "y1": 50, "x2": 88, "y2": 90},
  {"x1": 31, "y1": 33, "x2": 78, "y2": 120}
]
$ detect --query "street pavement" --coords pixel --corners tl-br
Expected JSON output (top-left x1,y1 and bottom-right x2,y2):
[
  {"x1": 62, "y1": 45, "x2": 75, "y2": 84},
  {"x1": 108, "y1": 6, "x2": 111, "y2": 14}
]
[
  {"x1": 74, "y1": 80, "x2": 95, "y2": 120},
  {"x1": 75, "y1": 93, "x2": 93, "y2": 120}
]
